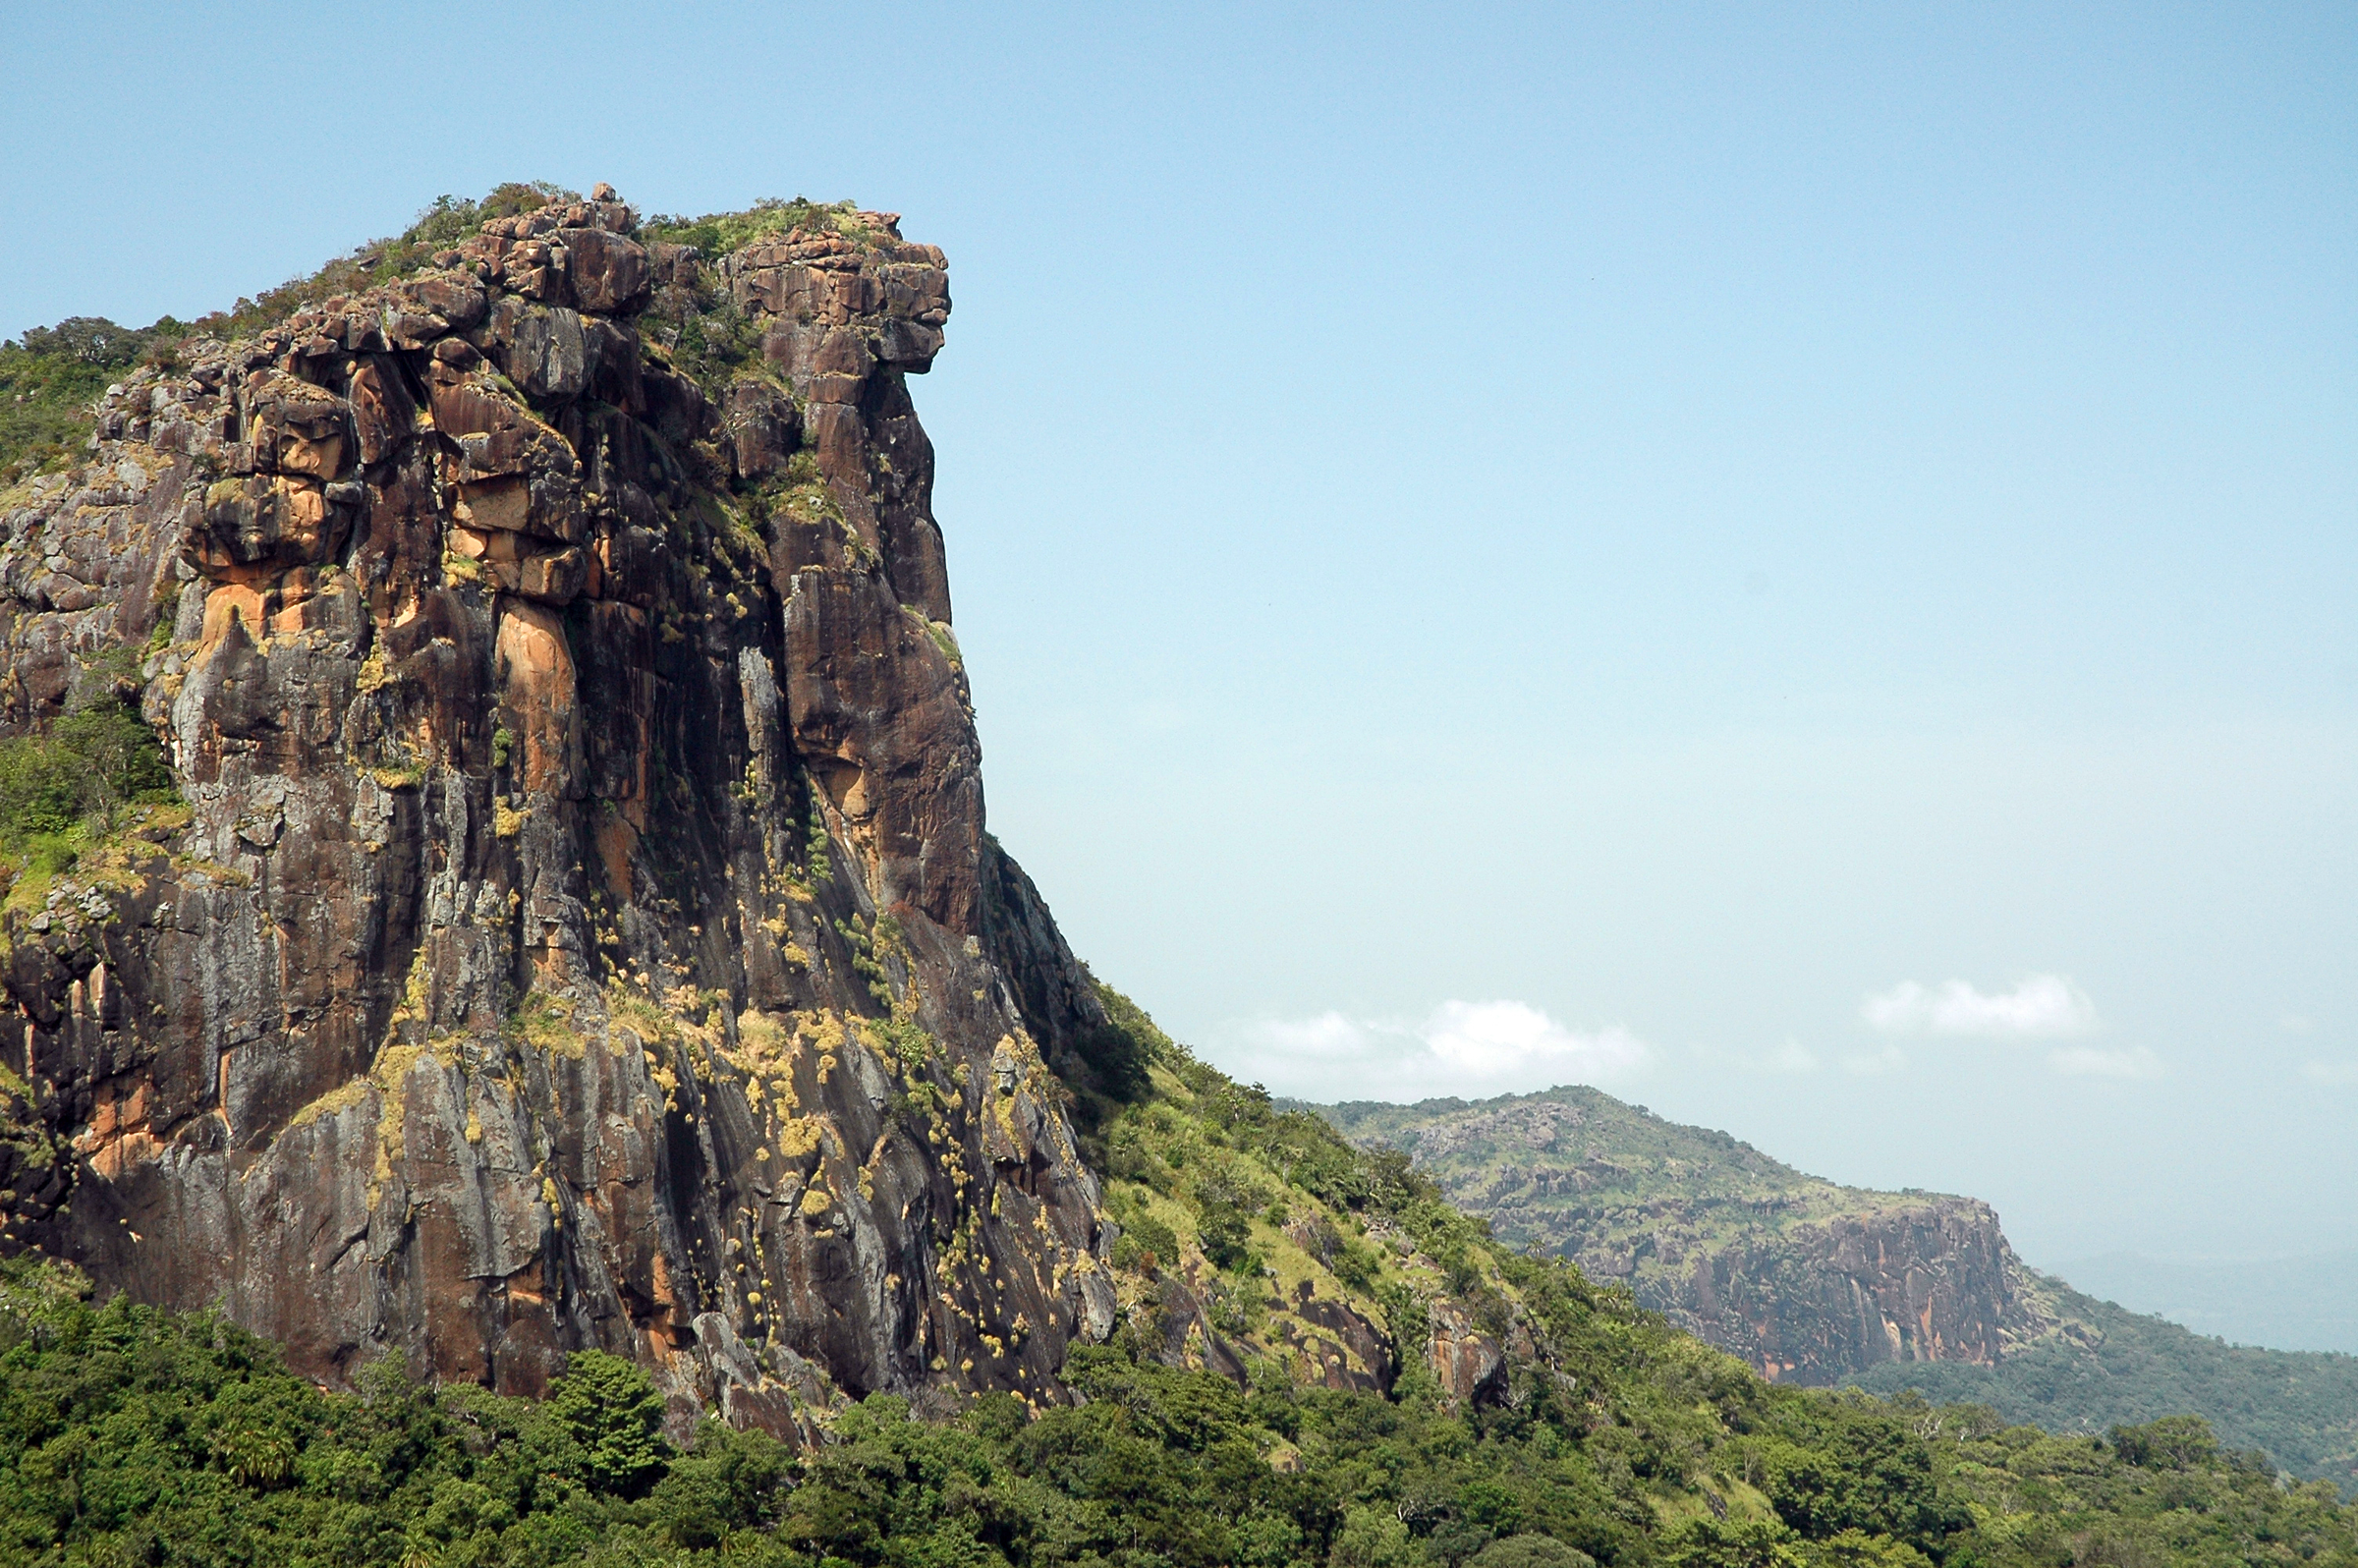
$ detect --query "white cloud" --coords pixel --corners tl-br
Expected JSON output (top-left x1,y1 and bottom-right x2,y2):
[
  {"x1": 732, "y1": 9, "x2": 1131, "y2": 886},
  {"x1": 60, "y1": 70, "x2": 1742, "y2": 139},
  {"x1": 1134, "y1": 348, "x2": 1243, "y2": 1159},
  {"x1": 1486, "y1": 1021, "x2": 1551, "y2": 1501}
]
[
  {"x1": 1862, "y1": 975, "x2": 2098, "y2": 1038},
  {"x1": 2049, "y1": 1044, "x2": 2165, "y2": 1080},
  {"x1": 2301, "y1": 1059, "x2": 2358, "y2": 1087},
  {"x1": 1768, "y1": 1038, "x2": 1821, "y2": 1074},
  {"x1": 1244, "y1": 1010, "x2": 1376, "y2": 1062},
  {"x1": 1842, "y1": 1044, "x2": 1909, "y2": 1076},
  {"x1": 1214, "y1": 1000, "x2": 1650, "y2": 1101},
  {"x1": 1420, "y1": 1000, "x2": 1649, "y2": 1079}
]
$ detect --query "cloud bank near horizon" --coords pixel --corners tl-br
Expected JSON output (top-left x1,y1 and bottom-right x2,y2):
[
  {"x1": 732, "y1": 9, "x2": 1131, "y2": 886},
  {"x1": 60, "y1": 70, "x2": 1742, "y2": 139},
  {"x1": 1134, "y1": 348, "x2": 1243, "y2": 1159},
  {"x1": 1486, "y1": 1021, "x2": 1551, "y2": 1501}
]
[
  {"x1": 1863, "y1": 975, "x2": 2099, "y2": 1038},
  {"x1": 1860, "y1": 974, "x2": 2168, "y2": 1080},
  {"x1": 1212, "y1": 975, "x2": 2168, "y2": 1105},
  {"x1": 1211, "y1": 999, "x2": 1650, "y2": 1103}
]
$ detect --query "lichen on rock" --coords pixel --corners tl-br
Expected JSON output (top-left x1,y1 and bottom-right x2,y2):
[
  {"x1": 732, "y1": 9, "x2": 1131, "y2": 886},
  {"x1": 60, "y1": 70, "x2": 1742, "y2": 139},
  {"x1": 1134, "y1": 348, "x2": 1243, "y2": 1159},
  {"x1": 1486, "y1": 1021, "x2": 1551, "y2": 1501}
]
[{"x1": 0, "y1": 187, "x2": 1133, "y2": 1430}]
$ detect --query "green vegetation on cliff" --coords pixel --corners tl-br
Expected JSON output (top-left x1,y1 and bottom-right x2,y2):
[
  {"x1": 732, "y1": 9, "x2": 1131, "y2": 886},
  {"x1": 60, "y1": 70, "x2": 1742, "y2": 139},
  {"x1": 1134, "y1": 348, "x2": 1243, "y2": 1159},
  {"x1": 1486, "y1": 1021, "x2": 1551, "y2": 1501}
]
[
  {"x1": 6, "y1": 991, "x2": 2352, "y2": 1568},
  {"x1": 0, "y1": 694, "x2": 175, "y2": 849},
  {"x1": 1, "y1": 316, "x2": 185, "y2": 481},
  {"x1": 640, "y1": 196, "x2": 875, "y2": 259},
  {"x1": 0, "y1": 682, "x2": 183, "y2": 934}
]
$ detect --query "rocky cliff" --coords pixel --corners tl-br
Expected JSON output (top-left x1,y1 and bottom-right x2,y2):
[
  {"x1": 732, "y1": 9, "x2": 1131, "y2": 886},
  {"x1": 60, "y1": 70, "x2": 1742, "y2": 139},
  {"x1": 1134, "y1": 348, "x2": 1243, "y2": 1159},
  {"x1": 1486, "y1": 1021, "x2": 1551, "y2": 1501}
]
[
  {"x1": 1310, "y1": 1087, "x2": 2054, "y2": 1385},
  {"x1": 0, "y1": 189, "x2": 1134, "y2": 1428}
]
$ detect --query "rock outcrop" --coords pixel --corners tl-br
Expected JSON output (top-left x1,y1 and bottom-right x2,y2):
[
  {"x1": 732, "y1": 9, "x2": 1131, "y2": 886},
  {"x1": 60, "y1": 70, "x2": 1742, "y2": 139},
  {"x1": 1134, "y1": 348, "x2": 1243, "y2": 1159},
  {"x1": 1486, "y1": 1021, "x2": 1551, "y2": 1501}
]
[
  {"x1": 1672, "y1": 1195, "x2": 2047, "y2": 1381},
  {"x1": 1313, "y1": 1086, "x2": 2056, "y2": 1386},
  {"x1": 0, "y1": 193, "x2": 1131, "y2": 1428}
]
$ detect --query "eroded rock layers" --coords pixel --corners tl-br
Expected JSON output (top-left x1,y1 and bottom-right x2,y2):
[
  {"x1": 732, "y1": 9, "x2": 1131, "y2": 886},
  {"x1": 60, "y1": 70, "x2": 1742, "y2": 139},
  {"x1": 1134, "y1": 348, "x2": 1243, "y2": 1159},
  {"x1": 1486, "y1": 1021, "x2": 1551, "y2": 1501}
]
[{"x1": 0, "y1": 193, "x2": 1127, "y2": 1428}]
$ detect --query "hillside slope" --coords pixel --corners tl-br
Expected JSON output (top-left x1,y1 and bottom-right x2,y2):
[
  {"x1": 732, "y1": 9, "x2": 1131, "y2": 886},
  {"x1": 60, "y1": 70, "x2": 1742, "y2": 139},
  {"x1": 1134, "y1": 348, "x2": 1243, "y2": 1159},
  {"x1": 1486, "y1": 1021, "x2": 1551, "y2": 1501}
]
[
  {"x1": 8, "y1": 984, "x2": 2357, "y2": 1567},
  {"x1": 1309, "y1": 1086, "x2": 2358, "y2": 1487},
  {"x1": 1851, "y1": 1275, "x2": 2358, "y2": 1493}
]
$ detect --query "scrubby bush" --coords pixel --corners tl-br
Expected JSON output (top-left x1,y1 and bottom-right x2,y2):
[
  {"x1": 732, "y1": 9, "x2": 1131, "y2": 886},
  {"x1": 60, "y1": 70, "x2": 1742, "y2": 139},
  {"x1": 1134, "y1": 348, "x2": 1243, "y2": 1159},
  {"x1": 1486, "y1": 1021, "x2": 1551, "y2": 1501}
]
[{"x1": 0, "y1": 690, "x2": 176, "y2": 876}]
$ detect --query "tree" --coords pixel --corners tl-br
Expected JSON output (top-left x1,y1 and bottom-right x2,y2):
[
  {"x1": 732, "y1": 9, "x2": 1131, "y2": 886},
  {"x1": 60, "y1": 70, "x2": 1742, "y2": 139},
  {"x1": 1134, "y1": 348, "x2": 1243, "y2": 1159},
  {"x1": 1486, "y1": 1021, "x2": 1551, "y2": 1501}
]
[
  {"x1": 1469, "y1": 1537, "x2": 1598, "y2": 1568},
  {"x1": 53, "y1": 698, "x2": 171, "y2": 831},
  {"x1": 2110, "y1": 1415, "x2": 2219, "y2": 1470},
  {"x1": 545, "y1": 1350, "x2": 673, "y2": 1498}
]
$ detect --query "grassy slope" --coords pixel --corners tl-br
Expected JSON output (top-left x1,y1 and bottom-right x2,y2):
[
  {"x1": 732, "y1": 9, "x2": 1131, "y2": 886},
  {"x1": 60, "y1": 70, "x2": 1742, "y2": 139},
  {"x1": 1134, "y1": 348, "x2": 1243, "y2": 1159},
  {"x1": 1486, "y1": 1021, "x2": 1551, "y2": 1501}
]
[{"x1": 1307, "y1": 1086, "x2": 2358, "y2": 1488}]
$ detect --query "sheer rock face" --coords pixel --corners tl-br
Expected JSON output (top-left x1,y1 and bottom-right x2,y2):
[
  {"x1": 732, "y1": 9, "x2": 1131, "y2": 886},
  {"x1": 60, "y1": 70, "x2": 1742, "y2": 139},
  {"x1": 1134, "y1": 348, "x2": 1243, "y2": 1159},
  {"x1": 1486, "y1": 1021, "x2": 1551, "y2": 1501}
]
[
  {"x1": 1674, "y1": 1198, "x2": 2049, "y2": 1384},
  {"x1": 0, "y1": 195, "x2": 1124, "y2": 1429}
]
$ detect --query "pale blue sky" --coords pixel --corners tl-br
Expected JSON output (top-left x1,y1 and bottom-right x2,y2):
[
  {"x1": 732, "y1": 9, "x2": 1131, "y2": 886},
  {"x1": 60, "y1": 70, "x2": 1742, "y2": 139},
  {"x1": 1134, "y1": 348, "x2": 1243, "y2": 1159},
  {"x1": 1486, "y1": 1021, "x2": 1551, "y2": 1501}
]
[{"x1": 6, "y1": 3, "x2": 2353, "y2": 1279}]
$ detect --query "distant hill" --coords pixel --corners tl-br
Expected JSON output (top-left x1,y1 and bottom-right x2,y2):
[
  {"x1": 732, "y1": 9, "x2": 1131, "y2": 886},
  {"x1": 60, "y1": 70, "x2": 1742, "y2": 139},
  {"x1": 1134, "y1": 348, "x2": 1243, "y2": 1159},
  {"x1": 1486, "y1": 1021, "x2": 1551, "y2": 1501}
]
[
  {"x1": 1301, "y1": 1085, "x2": 2358, "y2": 1489},
  {"x1": 1303, "y1": 1087, "x2": 2053, "y2": 1381}
]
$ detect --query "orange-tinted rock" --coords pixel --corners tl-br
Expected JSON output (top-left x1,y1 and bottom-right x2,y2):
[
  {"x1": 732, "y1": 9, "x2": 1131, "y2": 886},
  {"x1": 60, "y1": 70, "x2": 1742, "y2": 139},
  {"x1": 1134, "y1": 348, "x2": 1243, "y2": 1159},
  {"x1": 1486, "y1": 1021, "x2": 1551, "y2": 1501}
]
[
  {"x1": 558, "y1": 228, "x2": 650, "y2": 315},
  {"x1": 0, "y1": 192, "x2": 1136, "y2": 1431}
]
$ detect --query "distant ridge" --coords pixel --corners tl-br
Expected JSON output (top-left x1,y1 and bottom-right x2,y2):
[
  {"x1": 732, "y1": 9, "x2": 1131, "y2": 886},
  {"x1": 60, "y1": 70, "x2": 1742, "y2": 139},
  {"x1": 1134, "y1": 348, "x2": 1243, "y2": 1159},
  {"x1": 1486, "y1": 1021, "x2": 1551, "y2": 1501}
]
[{"x1": 1298, "y1": 1084, "x2": 2358, "y2": 1488}]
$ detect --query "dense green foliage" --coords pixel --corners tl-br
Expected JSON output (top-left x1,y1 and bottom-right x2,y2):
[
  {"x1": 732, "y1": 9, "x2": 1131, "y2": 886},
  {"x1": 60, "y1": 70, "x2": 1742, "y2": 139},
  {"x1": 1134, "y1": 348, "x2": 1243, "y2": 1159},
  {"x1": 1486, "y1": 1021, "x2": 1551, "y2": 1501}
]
[
  {"x1": 1854, "y1": 1282, "x2": 2358, "y2": 1496},
  {"x1": 1916, "y1": 1402, "x2": 2357, "y2": 1568},
  {"x1": 3, "y1": 1255, "x2": 2352, "y2": 1568},
  {"x1": 0, "y1": 1260, "x2": 788, "y2": 1568},
  {"x1": 0, "y1": 685, "x2": 179, "y2": 881},
  {"x1": 1, "y1": 317, "x2": 187, "y2": 481}
]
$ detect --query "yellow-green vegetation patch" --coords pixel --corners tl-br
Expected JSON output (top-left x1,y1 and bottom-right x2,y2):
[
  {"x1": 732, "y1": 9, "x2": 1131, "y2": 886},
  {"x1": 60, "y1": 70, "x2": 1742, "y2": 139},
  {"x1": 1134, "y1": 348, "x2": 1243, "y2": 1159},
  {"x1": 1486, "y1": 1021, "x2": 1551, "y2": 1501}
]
[
  {"x1": 774, "y1": 1116, "x2": 823, "y2": 1162},
  {"x1": 508, "y1": 991, "x2": 594, "y2": 1060},
  {"x1": 286, "y1": 1075, "x2": 376, "y2": 1133},
  {"x1": 640, "y1": 196, "x2": 878, "y2": 258},
  {"x1": 604, "y1": 979, "x2": 682, "y2": 1051},
  {"x1": 901, "y1": 604, "x2": 962, "y2": 669},
  {"x1": 353, "y1": 644, "x2": 393, "y2": 693}
]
